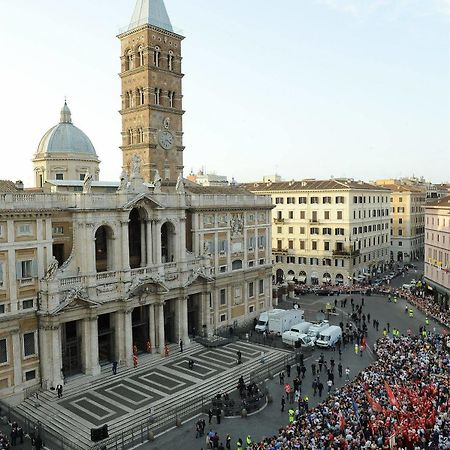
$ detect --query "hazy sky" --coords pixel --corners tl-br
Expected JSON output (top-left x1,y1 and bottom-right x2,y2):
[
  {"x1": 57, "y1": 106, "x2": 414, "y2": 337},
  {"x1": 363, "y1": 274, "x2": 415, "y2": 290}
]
[{"x1": 1, "y1": 0, "x2": 449, "y2": 187}]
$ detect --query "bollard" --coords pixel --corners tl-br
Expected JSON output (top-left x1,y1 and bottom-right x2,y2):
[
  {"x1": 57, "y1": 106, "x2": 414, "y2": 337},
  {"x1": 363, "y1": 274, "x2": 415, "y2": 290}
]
[
  {"x1": 268, "y1": 370, "x2": 273, "y2": 380},
  {"x1": 148, "y1": 431, "x2": 155, "y2": 441},
  {"x1": 241, "y1": 408, "x2": 247, "y2": 418},
  {"x1": 176, "y1": 418, "x2": 182, "y2": 427},
  {"x1": 267, "y1": 394, "x2": 273, "y2": 404}
]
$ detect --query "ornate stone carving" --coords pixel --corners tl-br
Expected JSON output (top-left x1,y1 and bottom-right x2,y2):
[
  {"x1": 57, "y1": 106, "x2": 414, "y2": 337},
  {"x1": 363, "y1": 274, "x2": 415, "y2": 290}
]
[
  {"x1": 153, "y1": 170, "x2": 162, "y2": 193},
  {"x1": 118, "y1": 170, "x2": 129, "y2": 192},
  {"x1": 96, "y1": 284, "x2": 117, "y2": 294},
  {"x1": 83, "y1": 171, "x2": 93, "y2": 194},
  {"x1": 176, "y1": 173, "x2": 185, "y2": 194},
  {"x1": 43, "y1": 256, "x2": 59, "y2": 281},
  {"x1": 230, "y1": 213, "x2": 244, "y2": 236}
]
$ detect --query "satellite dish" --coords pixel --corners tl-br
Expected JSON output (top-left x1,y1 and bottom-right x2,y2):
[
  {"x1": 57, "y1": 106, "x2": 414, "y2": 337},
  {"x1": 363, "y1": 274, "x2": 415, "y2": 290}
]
[
  {"x1": 293, "y1": 303, "x2": 299, "y2": 310},
  {"x1": 316, "y1": 312, "x2": 325, "y2": 322}
]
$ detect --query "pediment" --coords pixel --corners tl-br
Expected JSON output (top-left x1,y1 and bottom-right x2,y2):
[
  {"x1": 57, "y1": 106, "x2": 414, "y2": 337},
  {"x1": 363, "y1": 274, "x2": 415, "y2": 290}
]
[
  {"x1": 183, "y1": 267, "x2": 215, "y2": 288},
  {"x1": 123, "y1": 193, "x2": 165, "y2": 210},
  {"x1": 127, "y1": 275, "x2": 169, "y2": 298},
  {"x1": 52, "y1": 288, "x2": 101, "y2": 314}
]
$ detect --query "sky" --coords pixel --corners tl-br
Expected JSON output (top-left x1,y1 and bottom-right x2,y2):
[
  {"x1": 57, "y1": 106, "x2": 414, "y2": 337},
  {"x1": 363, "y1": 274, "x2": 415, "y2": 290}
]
[{"x1": 0, "y1": 0, "x2": 449, "y2": 187}]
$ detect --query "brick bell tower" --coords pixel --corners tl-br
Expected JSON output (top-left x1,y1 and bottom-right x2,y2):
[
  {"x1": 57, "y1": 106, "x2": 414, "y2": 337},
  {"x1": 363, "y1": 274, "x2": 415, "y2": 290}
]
[{"x1": 118, "y1": 0, "x2": 184, "y2": 185}]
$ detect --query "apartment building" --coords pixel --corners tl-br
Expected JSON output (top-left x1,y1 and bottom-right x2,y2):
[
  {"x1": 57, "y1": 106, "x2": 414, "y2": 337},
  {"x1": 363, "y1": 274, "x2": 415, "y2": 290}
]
[
  {"x1": 243, "y1": 179, "x2": 391, "y2": 285},
  {"x1": 375, "y1": 181, "x2": 426, "y2": 262},
  {"x1": 424, "y1": 196, "x2": 450, "y2": 303}
]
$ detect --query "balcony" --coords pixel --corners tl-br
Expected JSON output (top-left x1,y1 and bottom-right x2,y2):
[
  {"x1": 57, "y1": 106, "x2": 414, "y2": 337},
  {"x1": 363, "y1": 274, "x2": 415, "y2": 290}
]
[
  {"x1": 273, "y1": 218, "x2": 285, "y2": 224},
  {"x1": 40, "y1": 256, "x2": 212, "y2": 313},
  {"x1": 332, "y1": 249, "x2": 360, "y2": 258},
  {"x1": 272, "y1": 248, "x2": 288, "y2": 255},
  {"x1": 309, "y1": 219, "x2": 320, "y2": 224}
]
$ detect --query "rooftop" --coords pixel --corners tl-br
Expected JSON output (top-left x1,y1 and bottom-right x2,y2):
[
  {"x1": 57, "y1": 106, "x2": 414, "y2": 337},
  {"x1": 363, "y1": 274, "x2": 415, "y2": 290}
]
[
  {"x1": 426, "y1": 195, "x2": 450, "y2": 209},
  {"x1": 241, "y1": 179, "x2": 389, "y2": 192},
  {"x1": 128, "y1": 0, "x2": 173, "y2": 33}
]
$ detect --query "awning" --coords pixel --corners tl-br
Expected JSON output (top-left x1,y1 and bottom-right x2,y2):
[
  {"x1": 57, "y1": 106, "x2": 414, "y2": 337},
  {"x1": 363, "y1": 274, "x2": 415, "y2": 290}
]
[
  {"x1": 286, "y1": 274, "x2": 295, "y2": 281},
  {"x1": 298, "y1": 275, "x2": 307, "y2": 282}
]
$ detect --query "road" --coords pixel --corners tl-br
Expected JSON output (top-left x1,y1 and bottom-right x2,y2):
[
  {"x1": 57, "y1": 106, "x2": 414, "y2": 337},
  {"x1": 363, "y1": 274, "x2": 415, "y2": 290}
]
[{"x1": 138, "y1": 270, "x2": 442, "y2": 450}]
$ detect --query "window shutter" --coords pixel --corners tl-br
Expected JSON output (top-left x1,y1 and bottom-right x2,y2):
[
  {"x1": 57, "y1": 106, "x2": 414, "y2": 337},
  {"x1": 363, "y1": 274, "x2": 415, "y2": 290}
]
[
  {"x1": 32, "y1": 260, "x2": 38, "y2": 277},
  {"x1": 16, "y1": 262, "x2": 22, "y2": 280}
]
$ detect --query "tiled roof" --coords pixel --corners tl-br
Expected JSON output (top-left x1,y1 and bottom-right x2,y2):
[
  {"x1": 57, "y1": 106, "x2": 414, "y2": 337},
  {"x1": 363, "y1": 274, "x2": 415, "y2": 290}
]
[
  {"x1": 185, "y1": 183, "x2": 255, "y2": 196},
  {"x1": 426, "y1": 195, "x2": 450, "y2": 208},
  {"x1": 241, "y1": 179, "x2": 389, "y2": 192},
  {"x1": 378, "y1": 184, "x2": 424, "y2": 193},
  {"x1": 0, "y1": 180, "x2": 19, "y2": 193}
]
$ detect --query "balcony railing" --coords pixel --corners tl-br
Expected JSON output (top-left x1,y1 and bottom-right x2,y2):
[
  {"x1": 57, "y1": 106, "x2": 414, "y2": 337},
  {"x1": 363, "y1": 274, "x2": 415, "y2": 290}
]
[
  {"x1": 309, "y1": 219, "x2": 320, "y2": 224},
  {"x1": 272, "y1": 248, "x2": 288, "y2": 255},
  {"x1": 332, "y1": 249, "x2": 360, "y2": 258},
  {"x1": 273, "y1": 218, "x2": 285, "y2": 224}
]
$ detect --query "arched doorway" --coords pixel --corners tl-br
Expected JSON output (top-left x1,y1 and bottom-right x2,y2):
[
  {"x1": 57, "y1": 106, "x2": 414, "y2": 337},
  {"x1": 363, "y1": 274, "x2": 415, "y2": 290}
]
[
  {"x1": 298, "y1": 271, "x2": 307, "y2": 285},
  {"x1": 95, "y1": 225, "x2": 114, "y2": 273},
  {"x1": 276, "y1": 268, "x2": 284, "y2": 284},
  {"x1": 129, "y1": 209, "x2": 142, "y2": 269},
  {"x1": 132, "y1": 306, "x2": 149, "y2": 352},
  {"x1": 311, "y1": 272, "x2": 319, "y2": 285},
  {"x1": 322, "y1": 273, "x2": 331, "y2": 284},
  {"x1": 335, "y1": 273, "x2": 344, "y2": 285},
  {"x1": 161, "y1": 222, "x2": 176, "y2": 263}
]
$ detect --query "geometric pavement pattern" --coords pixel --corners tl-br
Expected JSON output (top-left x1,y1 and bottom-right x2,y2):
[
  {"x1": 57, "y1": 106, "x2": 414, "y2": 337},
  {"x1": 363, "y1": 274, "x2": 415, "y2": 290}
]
[{"x1": 58, "y1": 341, "x2": 268, "y2": 426}]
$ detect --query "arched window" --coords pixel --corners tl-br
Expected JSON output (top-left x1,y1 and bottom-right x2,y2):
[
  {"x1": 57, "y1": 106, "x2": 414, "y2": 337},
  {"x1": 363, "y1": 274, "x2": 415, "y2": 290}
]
[
  {"x1": 153, "y1": 46, "x2": 160, "y2": 67},
  {"x1": 128, "y1": 129, "x2": 134, "y2": 145},
  {"x1": 154, "y1": 88, "x2": 161, "y2": 105},
  {"x1": 138, "y1": 88, "x2": 145, "y2": 105},
  {"x1": 161, "y1": 222, "x2": 176, "y2": 263},
  {"x1": 168, "y1": 91, "x2": 175, "y2": 108},
  {"x1": 126, "y1": 50, "x2": 133, "y2": 70},
  {"x1": 137, "y1": 128, "x2": 144, "y2": 143},
  {"x1": 168, "y1": 51, "x2": 174, "y2": 71},
  {"x1": 138, "y1": 46, "x2": 144, "y2": 66},
  {"x1": 95, "y1": 226, "x2": 115, "y2": 273},
  {"x1": 232, "y1": 260, "x2": 243, "y2": 271}
]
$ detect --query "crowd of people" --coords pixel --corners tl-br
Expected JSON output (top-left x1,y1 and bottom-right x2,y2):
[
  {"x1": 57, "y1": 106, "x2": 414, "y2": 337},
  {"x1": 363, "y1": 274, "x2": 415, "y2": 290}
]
[{"x1": 252, "y1": 334, "x2": 449, "y2": 449}]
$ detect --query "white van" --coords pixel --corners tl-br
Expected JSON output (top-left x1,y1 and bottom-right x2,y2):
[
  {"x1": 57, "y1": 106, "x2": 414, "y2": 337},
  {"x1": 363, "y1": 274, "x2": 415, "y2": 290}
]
[
  {"x1": 255, "y1": 309, "x2": 284, "y2": 333},
  {"x1": 315, "y1": 325, "x2": 342, "y2": 348},
  {"x1": 282, "y1": 322, "x2": 312, "y2": 347},
  {"x1": 307, "y1": 321, "x2": 330, "y2": 342}
]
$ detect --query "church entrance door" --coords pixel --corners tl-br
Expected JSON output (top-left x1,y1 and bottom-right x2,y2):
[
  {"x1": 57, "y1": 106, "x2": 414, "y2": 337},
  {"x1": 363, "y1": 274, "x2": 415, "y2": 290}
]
[{"x1": 61, "y1": 321, "x2": 82, "y2": 378}]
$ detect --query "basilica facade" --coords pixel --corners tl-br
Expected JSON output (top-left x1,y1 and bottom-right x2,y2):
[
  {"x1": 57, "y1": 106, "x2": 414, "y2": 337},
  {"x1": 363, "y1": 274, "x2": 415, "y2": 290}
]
[{"x1": 0, "y1": 0, "x2": 273, "y2": 402}]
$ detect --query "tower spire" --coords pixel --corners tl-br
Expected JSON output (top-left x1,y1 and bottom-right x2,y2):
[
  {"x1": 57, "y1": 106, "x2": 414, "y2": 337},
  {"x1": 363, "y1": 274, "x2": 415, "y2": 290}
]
[{"x1": 129, "y1": 0, "x2": 173, "y2": 32}]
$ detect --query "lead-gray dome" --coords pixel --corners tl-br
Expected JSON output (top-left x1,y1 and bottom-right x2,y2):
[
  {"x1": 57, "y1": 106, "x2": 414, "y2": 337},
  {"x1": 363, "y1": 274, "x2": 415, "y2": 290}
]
[{"x1": 36, "y1": 102, "x2": 97, "y2": 156}]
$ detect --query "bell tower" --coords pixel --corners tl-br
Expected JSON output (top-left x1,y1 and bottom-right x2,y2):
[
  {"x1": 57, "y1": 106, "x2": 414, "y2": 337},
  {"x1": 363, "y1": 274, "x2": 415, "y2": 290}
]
[{"x1": 118, "y1": 0, "x2": 184, "y2": 184}]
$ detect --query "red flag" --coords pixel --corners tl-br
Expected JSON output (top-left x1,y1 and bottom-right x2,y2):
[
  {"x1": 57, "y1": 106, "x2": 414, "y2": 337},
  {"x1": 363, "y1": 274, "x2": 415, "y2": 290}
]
[
  {"x1": 361, "y1": 336, "x2": 367, "y2": 348},
  {"x1": 339, "y1": 411, "x2": 346, "y2": 431},
  {"x1": 366, "y1": 390, "x2": 383, "y2": 413},
  {"x1": 384, "y1": 381, "x2": 400, "y2": 408}
]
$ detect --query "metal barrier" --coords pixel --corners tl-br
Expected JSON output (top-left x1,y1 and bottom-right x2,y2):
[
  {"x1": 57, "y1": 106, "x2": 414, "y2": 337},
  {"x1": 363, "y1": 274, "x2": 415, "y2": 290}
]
[{"x1": 0, "y1": 400, "x2": 85, "y2": 450}]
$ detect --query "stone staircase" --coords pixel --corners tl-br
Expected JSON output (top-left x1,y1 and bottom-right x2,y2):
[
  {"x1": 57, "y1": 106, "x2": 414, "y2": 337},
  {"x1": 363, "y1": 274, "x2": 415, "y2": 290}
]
[{"x1": 16, "y1": 341, "x2": 290, "y2": 449}]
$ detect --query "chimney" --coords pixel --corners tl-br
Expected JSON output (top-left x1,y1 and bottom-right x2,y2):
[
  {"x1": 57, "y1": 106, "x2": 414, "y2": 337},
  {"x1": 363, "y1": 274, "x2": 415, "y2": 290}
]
[{"x1": 15, "y1": 180, "x2": 24, "y2": 191}]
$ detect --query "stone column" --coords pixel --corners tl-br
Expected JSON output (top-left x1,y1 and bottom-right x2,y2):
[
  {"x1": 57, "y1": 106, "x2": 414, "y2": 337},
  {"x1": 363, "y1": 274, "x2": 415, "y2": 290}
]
[
  {"x1": 202, "y1": 291, "x2": 212, "y2": 337},
  {"x1": 146, "y1": 220, "x2": 153, "y2": 266},
  {"x1": 140, "y1": 221, "x2": 147, "y2": 267},
  {"x1": 84, "y1": 317, "x2": 101, "y2": 376},
  {"x1": 114, "y1": 311, "x2": 125, "y2": 363},
  {"x1": 11, "y1": 330, "x2": 23, "y2": 388},
  {"x1": 36, "y1": 219, "x2": 45, "y2": 279},
  {"x1": 124, "y1": 309, "x2": 133, "y2": 367},
  {"x1": 154, "y1": 221, "x2": 162, "y2": 265},
  {"x1": 180, "y1": 297, "x2": 189, "y2": 345},
  {"x1": 157, "y1": 303, "x2": 165, "y2": 354},
  {"x1": 149, "y1": 304, "x2": 156, "y2": 354},
  {"x1": 121, "y1": 220, "x2": 130, "y2": 271},
  {"x1": 254, "y1": 228, "x2": 259, "y2": 262},
  {"x1": 226, "y1": 229, "x2": 232, "y2": 270},
  {"x1": 50, "y1": 325, "x2": 63, "y2": 387},
  {"x1": 179, "y1": 218, "x2": 186, "y2": 262}
]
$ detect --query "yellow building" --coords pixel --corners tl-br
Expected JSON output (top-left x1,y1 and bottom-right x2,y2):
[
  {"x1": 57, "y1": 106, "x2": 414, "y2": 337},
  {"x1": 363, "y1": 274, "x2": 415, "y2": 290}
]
[
  {"x1": 424, "y1": 196, "x2": 450, "y2": 303},
  {"x1": 243, "y1": 179, "x2": 391, "y2": 285},
  {"x1": 375, "y1": 181, "x2": 426, "y2": 262}
]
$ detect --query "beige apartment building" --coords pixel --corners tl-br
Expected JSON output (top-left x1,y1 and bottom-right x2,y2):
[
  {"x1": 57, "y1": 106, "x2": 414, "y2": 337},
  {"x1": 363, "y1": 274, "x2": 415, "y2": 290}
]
[
  {"x1": 0, "y1": 0, "x2": 273, "y2": 403},
  {"x1": 243, "y1": 179, "x2": 391, "y2": 285},
  {"x1": 375, "y1": 181, "x2": 426, "y2": 262},
  {"x1": 424, "y1": 196, "x2": 450, "y2": 303}
]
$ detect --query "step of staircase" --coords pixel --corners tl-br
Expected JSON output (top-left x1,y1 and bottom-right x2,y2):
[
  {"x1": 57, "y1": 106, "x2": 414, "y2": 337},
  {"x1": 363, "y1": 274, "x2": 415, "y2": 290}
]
[{"x1": 16, "y1": 341, "x2": 291, "y2": 449}]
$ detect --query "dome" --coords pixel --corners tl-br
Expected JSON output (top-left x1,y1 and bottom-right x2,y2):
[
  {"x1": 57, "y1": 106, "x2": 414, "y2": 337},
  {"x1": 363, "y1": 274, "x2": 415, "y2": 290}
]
[{"x1": 36, "y1": 102, "x2": 97, "y2": 157}]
